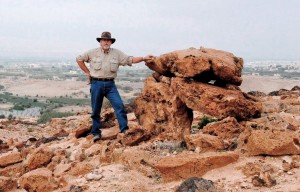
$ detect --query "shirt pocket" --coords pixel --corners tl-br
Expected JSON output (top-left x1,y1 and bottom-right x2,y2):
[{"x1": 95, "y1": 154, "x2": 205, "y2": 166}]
[
  {"x1": 110, "y1": 58, "x2": 119, "y2": 72},
  {"x1": 91, "y1": 57, "x2": 102, "y2": 70}
]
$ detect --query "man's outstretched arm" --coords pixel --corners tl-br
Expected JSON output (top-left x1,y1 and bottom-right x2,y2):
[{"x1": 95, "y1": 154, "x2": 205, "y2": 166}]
[{"x1": 132, "y1": 55, "x2": 155, "y2": 63}]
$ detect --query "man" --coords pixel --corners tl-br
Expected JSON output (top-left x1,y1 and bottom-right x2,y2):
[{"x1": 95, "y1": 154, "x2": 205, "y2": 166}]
[{"x1": 76, "y1": 31, "x2": 153, "y2": 142}]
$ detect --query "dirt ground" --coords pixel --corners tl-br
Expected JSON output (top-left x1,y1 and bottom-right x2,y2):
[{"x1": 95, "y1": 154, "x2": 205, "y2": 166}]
[{"x1": 240, "y1": 75, "x2": 299, "y2": 93}]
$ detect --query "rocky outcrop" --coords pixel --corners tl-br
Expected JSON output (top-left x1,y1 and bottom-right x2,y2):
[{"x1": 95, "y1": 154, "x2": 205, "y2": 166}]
[
  {"x1": 0, "y1": 84, "x2": 298, "y2": 191},
  {"x1": 171, "y1": 78, "x2": 261, "y2": 121},
  {"x1": 134, "y1": 76, "x2": 193, "y2": 141},
  {"x1": 133, "y1": 47, "x2": 261, "y2": 146},
  {"x1": 1, "y1": 46, "x2": 299, "y2": 191},
  {"x1": 146, "y1": 47, "x2": 243, "y2": 85}
]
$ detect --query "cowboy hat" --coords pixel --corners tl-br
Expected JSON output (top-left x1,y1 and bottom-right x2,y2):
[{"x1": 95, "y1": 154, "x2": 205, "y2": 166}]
[{"x1": 96, "y1": 31, "x2": 116, "y2": 44}]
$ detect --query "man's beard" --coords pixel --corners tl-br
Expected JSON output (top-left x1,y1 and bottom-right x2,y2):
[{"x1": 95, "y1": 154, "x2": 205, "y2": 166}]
[{"x1": 102, "y1": 45, "x2": 110, "y2": 50}]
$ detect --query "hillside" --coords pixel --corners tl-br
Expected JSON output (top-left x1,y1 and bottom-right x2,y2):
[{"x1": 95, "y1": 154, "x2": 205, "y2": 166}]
[{"x1": 0, "y1": 47, "x2": 299, "y2": 192}]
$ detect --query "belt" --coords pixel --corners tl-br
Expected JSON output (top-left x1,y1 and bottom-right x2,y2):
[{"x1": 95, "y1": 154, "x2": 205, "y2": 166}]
[{"x1": 92, "y1": 77, "x2": 114, "y2": 81}]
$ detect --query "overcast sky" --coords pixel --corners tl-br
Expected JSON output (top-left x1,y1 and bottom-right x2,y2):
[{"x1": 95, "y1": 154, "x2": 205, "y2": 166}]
[{"x1": 0, "y1": 0, "x2": 299, "y2": 60}]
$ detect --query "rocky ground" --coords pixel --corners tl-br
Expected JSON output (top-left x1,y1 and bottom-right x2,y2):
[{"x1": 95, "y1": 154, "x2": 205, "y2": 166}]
[
  {"x1": 0, "y1": 47, "x2": 299, "y2": 192},
  {"x1": 0, "y1": 87, "x2": 299, "y2": 191},
  {"x1": 0, "y1": 91, "x2": 300, "y2": 191}
]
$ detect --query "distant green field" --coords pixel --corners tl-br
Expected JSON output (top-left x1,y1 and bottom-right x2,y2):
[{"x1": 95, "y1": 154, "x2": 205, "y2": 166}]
[
  {"x1": 0, "y1": 92, "x2": 48, "y2": 110},
  {"x1": 0, "y1": 92, "x2": 90, "y2": 123},
  {"x1": 47, "y1": 97, "x2": 90, "y2": 106},
  {"x1": 37, "y1": 111, "x2": 74, "y2": 124}
]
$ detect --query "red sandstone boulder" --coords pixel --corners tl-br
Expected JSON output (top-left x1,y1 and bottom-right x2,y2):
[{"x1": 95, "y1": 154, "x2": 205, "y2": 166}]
[
  {"x1": 68, "y1": 162, "x2": 94, "y2": 176},
  {"x1": 53, "y1": 164, "x2": 71, "y2": 177},
  {"x1": 146, "y1": 47, "x2": 243, "y2": 85},
  {"x1": 0, "y1": 163, "x2": 25, "y2": 177},
  {"x1": 25, "y1": 147, "x2": 54, "y2": 171},
  {"x1": 155, "y1": 152, "x2": 239, "y2": 182},
  {"x1": 75, "y1": 126, "x2": 91, "y2": 138},
  {"x1": 19, "y1": 168, "x2": 58, "y2": 192},
  {"x1": 202, "y1": 117, "x2": 244, "y2": 139},
  {"x1": 0, "y1": 152, "x2": 22, "y2": 168},
  {"x1": 120, "y1": 126, "x2": 151, "y2": 146},
  {"x1": 134, "y1": 76, "x2": 193, "y2": 141},
  {"x1": 0, "y1": 176, "x2": 17, "y2": 191},
  {"x1": 184, "y1": 133, "x2": 225, "y2": 151},
  {"x1": 117, "y1": 149, "x2": 160, "y2": 177},
  {"x1": 239, "y1": 129, "x2": 300, "y2": 156},
  {"x1": 171, "y1": 77, "x2": 262, "y2": 121}
]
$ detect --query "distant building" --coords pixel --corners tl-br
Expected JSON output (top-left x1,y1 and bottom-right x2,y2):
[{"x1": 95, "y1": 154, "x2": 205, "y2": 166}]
[
  {"x1": 68, "y1": 70, "x2": 78, "y2": 74},
  {"x1": 273, "y1": 74, "x2": 281, "y2": 77},
  {"x1": 53, "y1": 76, "x2": 61, "y2": 80}
]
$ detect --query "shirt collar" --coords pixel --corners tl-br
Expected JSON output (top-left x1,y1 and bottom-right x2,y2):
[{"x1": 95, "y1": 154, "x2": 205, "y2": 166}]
[{"x1": 100, "y1": 47, "x2": 111, "y2": 54}]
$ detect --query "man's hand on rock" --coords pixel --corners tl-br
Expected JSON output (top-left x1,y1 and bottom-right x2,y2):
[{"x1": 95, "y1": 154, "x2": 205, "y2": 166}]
[{"x1": 144, "y1": 55, "x2": 155, "y2": 62}]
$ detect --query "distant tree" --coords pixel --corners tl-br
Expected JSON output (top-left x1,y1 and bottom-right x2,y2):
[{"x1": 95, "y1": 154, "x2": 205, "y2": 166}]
[
  {"x1": 123, "y1": 86, "x2": 133, "y2": 92},
  {"x1": 133, "y1": 92, "x2": 140, "y2": 96},
  {"x1": 37, "y1": 112, "x2": 73, "y2": 124},
  {"x1": 8, "y1": 114, "x2": 13, "y2": 120}
]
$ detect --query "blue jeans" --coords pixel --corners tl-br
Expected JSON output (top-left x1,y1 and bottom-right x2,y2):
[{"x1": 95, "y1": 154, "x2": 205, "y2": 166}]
[{"x1": 90, "y1": 80, "x2": 128, "y2": 136}]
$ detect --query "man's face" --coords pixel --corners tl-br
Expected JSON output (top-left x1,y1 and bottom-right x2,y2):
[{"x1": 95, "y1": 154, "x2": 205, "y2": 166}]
[{"x1": 100, "y1": 39, "x2": 112, "y2": 50}]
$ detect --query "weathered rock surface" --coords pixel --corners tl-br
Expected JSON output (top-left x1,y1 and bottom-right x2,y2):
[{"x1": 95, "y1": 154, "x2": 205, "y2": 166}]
[
  {"x1": 155, "y1": 152, "x2": 239, "y2": 181},
  {"x1": 25, "y1": 147, "x2": 54, "y2": 171},
  {"x1": 184, "y1": 133, "x2": 225, "y2": 151},
  {"x1": 0, "y1": 151, "x2": 22, "y2": 168},
  {"x1": 68, "y1": 162, "x2": 94, "y2": 176},
  {"x1": 117, "y1": 148, "x2": 160, "y2": 177},
  {"x1": 119, "y1": 126, "x2": 151, "y2": 146},
  {"x1": 19, "y1": 168, "x2": 58, "y2": 192},
  {"x1": 250, "y1": 112, "x2": 300, "y2": 131},
  {"x1": 0, "y1": 176, "x2": 17, "y2": 192},
  {"x1": 239, "y1": 129, "x2": 300, "y2": 156},
  {"x1": 53, "y1": 163, "x2": 71, "y2": 177},
  {"x1": 171, "y1": 77, "x2": 262, "y2": 121},
  {"x1": 202, "y1": 117, "x2": 244, "y2": 139},
  {"x1": 134, "y1": 76, "x2": 193, "y2": 141},
  {"x1": 146, "y1": 47, "x2": 243, "y2": 85},
  {"x1": 252, "y1": 165, "x2": 277, "y2": 188}
]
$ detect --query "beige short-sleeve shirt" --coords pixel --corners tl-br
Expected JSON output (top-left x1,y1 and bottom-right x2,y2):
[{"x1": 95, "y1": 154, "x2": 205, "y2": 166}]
[{"x1": 76, "y1": 48, "x2": 133, "y2": 78}]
